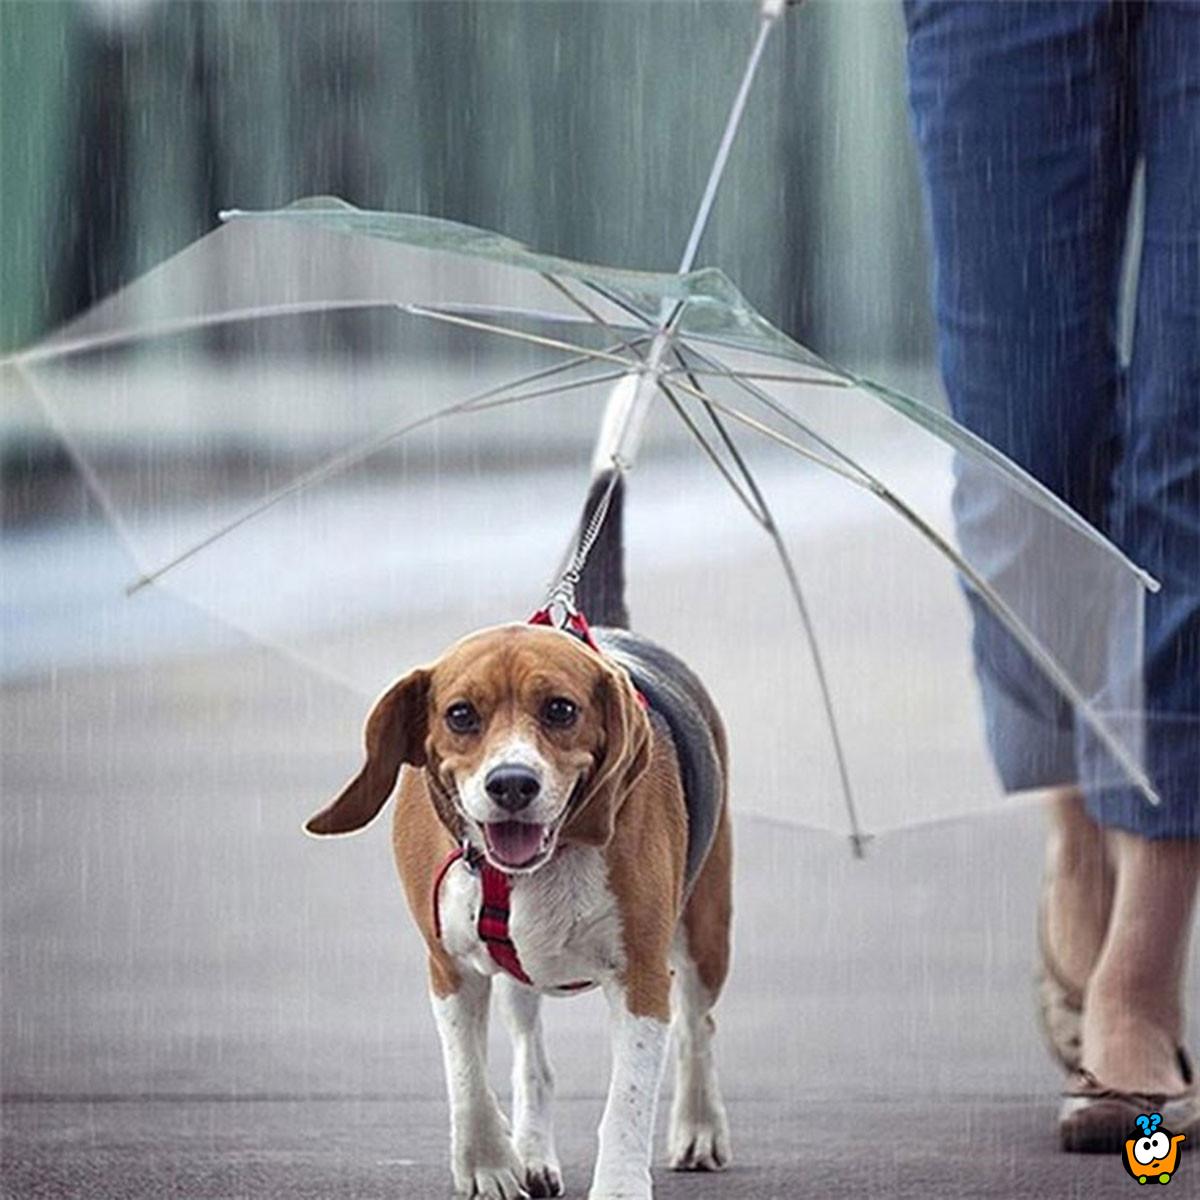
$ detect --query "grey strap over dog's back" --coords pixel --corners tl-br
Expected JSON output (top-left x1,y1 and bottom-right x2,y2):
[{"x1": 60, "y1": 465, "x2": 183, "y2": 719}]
[{"x1": 593, "y1": 628, "x2": 725, "y2": 894}]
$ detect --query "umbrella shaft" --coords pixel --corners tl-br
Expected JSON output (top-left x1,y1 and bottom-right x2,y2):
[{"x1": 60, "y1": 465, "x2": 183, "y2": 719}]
[
  {"x1": 593, "y1": 4, "x2": 786, "y2": 476},
  {"x1": 590, "y1": 333, "x2": 673, "y2": 473},
  {"x1": 678, "y1": 12, "x2": 777, "y2": 276}
]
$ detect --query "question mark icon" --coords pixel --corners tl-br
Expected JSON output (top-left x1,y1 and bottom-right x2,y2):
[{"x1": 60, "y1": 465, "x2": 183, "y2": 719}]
[
  {"x1": 1137, "y1": 1115, "x2": 1152, "y2": 1136},
  {"x1": 1148, "y1": 1113, "x2": 1162, "y2": 1134}
]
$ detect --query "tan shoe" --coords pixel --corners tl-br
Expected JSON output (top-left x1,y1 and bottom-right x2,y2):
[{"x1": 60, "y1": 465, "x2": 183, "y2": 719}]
[{"x1": 1059, "y1": 1049, "x2": 1199, "y2": 1153}]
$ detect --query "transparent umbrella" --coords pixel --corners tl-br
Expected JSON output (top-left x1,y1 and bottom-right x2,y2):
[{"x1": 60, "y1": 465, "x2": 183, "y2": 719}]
[
  {"x1": 0, "y1": 0, "x2": 1160, "y2": 850},
  {"x1": 2, "y1": 192, "x2": 1159, "y2": 845}
]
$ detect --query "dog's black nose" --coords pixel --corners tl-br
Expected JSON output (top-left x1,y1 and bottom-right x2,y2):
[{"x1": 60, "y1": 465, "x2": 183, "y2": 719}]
[{"x1": 484, "y1": 765, "x2": 542, "y2": 812}]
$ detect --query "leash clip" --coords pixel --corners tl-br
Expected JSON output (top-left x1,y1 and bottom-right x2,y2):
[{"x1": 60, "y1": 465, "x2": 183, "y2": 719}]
[
  {"x1": 459, "y1": 837, "x2": 479, "y2": 874},
  {"x1": 542, "y1": 579, "x2": 580, "y2": 631}
]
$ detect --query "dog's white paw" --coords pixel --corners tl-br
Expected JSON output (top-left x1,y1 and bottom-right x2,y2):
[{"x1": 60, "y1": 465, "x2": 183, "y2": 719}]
[
  {"x1": 455, "y1": 1163, "x2": 529, "y2": 1200},
  {"x1": 521, "y1": 1153, "x2": 563, "y2": 1198},
  {"x1": 454, "y1": 1143, "x2": 529, "y2": 1199},
  {"x1": 668, "y1": 1108, "x2": 731, "y2": 1172}
]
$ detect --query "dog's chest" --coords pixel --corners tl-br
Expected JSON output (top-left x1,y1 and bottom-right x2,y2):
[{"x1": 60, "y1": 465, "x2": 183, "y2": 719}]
[{"x1": 438, "y1": 846, "x2": 624, "y2": 991}]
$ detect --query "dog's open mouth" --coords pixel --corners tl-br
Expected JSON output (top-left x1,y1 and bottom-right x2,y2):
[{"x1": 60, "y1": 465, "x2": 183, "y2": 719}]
[{"x1": 483, "y1": 821, "x2": 551, "y2": 870}]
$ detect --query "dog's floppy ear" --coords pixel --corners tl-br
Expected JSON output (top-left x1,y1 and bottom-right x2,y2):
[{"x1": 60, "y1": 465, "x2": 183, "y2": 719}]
[
  {"x1": 563, "y1": 662, "x2": 652, "y2": 847},
  {"x1": 305, "y1": 668, "x2": 431, "y2": 836}
]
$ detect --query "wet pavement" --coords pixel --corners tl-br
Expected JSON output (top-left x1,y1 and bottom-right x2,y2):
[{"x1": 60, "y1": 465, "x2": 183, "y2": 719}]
[{"x1": 3, "y1": 495, "x2": 1196, "y2": 1198}]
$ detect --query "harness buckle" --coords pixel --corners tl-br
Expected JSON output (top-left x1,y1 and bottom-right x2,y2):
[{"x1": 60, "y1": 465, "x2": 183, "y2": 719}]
[{"x1": 459, "y1": 837, "x2": 479, "y2": 874}]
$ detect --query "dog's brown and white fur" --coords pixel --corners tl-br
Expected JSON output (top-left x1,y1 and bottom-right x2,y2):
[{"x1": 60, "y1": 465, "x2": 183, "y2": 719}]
[{"x1": 307, "y1": 472, "x2": 732, "y2": 1199}]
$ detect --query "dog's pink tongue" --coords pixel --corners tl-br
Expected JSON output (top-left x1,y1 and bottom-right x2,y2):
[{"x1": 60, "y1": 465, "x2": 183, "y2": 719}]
[{"x1": 484, "y1": 821, "x2": 545, "y2": 868}]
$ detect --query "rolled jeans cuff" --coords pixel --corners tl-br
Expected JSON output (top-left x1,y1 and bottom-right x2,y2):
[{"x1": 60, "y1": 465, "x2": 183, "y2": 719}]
[
  {"x1": 975, "y1": 665, "x2": 1076, "y2": 794},
  {"x1": 1080, "y1": 715, "x2": 1200, "y2": 840}
]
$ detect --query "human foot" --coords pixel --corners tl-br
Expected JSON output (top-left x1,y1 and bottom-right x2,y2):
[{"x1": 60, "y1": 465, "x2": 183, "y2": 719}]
[
  {"x1": 1077, "y1": 831, "x2": 1199, "y2": 1093},
  {"x1": 1082, "y1": 1006, "x2": 1187, "y2": 1093},
  {"x1": 1037, "y1": 790, "x2": 1113, "y2": 1070},
  {"x1": 1058, "y1": 830, "x2": 1200, "y2": 1152}
]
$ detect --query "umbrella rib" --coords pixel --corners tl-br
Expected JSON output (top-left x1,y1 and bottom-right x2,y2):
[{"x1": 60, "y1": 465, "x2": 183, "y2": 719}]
[
  {"x1": 403, "y1": 304, "x2": 640, "y2": 371},
  {"x1": 660, "y1": 359, "x2": 869, "y2": 858},
  {"x1": 678, "y1": 336, "x2": 1159, "y2": 594},
  {"x1": 659, "y1": 327, "x2": 828, "y2": 372},
  {"x1": 3, "y1": 299, "x2": 393, "y2": 368},
  {"x1": 576, "y1": 279, "x2": 661, "y2": 332},
  {"x1": 12, "y1": 361, "x2": 153, "y2": 574},
  {"x1": 866, "y1": 487, "x2": 1162, "y2": 807},
  {"x1": 662, "y1": 365, "x2": 850, "y2": 389},
  {"x1": 11, "y1": 360, "x2": 381, "y2": 698},
  {"x1": 702, "y1": 438, "x2": 870, "y2": 859},
  {"x1": 540, "y1": 274, "x2": 667, "y2": 381},
  {"x1": 665, "y1": 375, "x2": 870, "y2": 486},
  {"x1": 124, "y1": 356, "x2": 633, "y2": 595},
  {"x1": 539, "y1": 275, "x2": 640, "y2": 347},
  {"x1": 671, "y1": 348, "x2": 1163, "y2": 808},
  {"x1": 851, "y1": 372, "x2": 1161, "y2": 593},
  {"x1": 403, "y1": 300, "x2": 653, "y2": 336},
  {"x1": 2, "y1": 295, "x2": 649, "y2": 370},
  {"x1": 656, "y1": 381, "x2": 768, "y2": 526},
  {"x1": 678, "y1": 342, "x2": 887, "y2": 483}
]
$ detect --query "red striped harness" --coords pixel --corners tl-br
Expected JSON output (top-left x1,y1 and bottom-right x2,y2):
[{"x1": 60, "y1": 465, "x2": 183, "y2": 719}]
[
  {"x1": 429, "y1": 605, "x2": 643, "y2": 991},
  {"x1": 431, "y1": 842, "x2": 592, "y2": 992}
]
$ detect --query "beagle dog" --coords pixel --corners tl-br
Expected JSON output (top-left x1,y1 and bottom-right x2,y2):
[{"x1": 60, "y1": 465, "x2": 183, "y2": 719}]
[{"x1": 307, "y1": 472, "x2": 732, "y2": 1200}]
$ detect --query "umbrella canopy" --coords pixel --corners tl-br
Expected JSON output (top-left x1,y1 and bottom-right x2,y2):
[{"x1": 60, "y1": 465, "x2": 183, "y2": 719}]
[{"x1": 2, "y1": 198, "x2": 1158, "y2": 841}]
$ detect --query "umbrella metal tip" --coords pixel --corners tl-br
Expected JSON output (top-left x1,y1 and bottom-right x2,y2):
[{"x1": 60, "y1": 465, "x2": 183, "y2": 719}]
[{"x1": 849, "y1": 832, "x2": 873, "y2": 859}]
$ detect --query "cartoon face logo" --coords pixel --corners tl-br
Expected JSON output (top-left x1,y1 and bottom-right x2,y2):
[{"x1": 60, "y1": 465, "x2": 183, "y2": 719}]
[{"x1": 1123, "y1": 1113, "x2": 1185, "y2": 1184}]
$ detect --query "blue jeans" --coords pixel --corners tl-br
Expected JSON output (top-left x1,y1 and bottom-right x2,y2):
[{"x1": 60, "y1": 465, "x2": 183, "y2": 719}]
[{"x1": 904, "y1": 0, "x2": 1200, "y2": 837}]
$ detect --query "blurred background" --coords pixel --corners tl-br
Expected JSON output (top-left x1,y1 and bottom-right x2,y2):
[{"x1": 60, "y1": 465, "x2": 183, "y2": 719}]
[{"x1": 0, "y1": 0, "x2": 929, "y2": 358}]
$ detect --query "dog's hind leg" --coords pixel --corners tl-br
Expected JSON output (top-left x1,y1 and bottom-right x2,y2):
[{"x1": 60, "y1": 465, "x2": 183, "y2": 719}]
[
  {"x1": 430, "y1": 969, "x2": 527, "y2": 1199},
  {"x1": 668, "y1": 810, "x2": 732, "y2": 1172},
  {"x1": 667, "y1": 945, "x2": 731, "y2": 1172},
  {"x1": 497, "y1": 978, "x2": 563, "y2": 1198}
]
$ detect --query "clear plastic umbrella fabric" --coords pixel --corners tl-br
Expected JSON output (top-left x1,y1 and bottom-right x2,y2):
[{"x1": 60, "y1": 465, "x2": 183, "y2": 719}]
[{"x1": 3, "y1": 199, "x2": 1159, "y2": 841}]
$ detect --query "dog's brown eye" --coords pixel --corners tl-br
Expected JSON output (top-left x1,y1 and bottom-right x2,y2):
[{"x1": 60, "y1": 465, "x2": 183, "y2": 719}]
[
  {"x1": 542, "y1": 697, "x2": 578, "y2": 728},
  {"x1": 445, "y1": 702, "x2": 480, "y2": 734}
]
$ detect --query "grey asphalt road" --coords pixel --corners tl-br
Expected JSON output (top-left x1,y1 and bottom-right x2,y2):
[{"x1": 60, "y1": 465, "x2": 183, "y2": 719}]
[{"x1": 3, "y1": 482, "x2": 1197, "y2": 1200}]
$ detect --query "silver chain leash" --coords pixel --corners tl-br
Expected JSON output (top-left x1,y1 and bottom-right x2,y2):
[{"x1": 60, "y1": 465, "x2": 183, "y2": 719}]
[{"x1": 543, "y1": 466, "x2": 623, "y2": 625}]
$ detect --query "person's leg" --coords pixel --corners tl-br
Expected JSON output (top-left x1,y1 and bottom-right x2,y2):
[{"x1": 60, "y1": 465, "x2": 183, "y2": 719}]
[
  {"x1": 904, "y1": 0, "x2": 1135, "y2": 990},
  {"x1": 1083, "y1": 834, "x2": 1200, "y2": 1093},
  {"x1": 1077, "y1": 0, "x2": 1200, "y2": 1096},
  {"x1": 1044, "y1": 788, "x2": 1114, "y2": 1001}
]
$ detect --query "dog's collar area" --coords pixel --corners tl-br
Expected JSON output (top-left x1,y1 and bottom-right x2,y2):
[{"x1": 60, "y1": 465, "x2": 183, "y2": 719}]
[
  {"x1": 527, "y1": 604, "x2": 648, "y2": 709},
  {"x1": 528, "y1": 603, "x2": 601, "y2": 650},
  {"x1": 432, "y1": 840, "x2": 593, "y2": 993}
]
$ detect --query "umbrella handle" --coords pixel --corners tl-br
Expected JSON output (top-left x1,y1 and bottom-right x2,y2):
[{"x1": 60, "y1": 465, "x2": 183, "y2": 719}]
[{"x1": 590, "y1": 333, "x2": 675, "y2": 473}]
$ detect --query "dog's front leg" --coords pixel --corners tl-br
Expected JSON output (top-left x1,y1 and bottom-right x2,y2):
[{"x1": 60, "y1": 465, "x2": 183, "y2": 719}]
[
  {"x1": 431, "y1": 968, "x2": 527, "y2": 1199},
  {"x1": 496, "y1": 978, "x2": 562, "y2": 1198},
  {"x1": 588, "y1": 976, "x2": 670, "y2": 1200}
]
